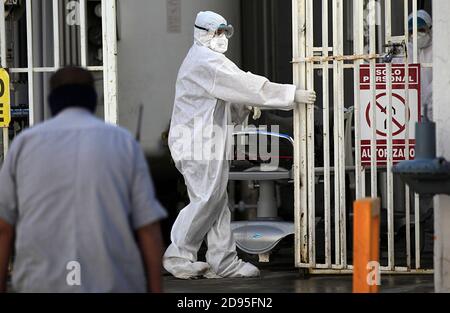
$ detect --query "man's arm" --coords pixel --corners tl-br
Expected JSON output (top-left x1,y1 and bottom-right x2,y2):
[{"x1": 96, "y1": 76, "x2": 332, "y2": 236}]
[
  {"x1": 136, "y1": 222, "x2": 164, "y2": 293},
  {"x1": 0, "y1": 219, "x2": 13, "y2": 293},
  {"x1": 129, "y1": 140, "x2": 168, "y2": 292},
  {"x1": 209, "y1": 59, "x2": 297, "y2": 110}
]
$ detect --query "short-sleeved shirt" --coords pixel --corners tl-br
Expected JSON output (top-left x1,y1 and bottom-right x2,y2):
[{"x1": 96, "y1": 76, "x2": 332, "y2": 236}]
[{"x1": 0, "y1": 108, "x2": 167, "y2": 293}]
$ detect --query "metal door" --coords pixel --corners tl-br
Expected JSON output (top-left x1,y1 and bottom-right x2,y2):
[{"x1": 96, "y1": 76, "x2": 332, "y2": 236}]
[{"x1": 292, "y1": 0, "x2": 433, "y2": 274}]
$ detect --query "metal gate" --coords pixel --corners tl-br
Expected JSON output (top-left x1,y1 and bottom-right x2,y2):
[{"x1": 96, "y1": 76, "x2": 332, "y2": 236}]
[
  {"x1": 0, "y1": 0, "x2": 118, "y2": 161},
  {"x1": 292, "y1": 0, "x2": 433, "y2": 274}
]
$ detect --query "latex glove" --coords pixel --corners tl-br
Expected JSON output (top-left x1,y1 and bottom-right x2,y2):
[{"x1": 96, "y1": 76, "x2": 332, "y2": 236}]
[
  {"x1": 295, "y1": 90, "x2": 317, "y2": 104},
  {"x1": 252, "y1": 107, "x2": 262, "y2": 120},
  {"x1": 247, "y1": 106, "x2": 262, "y2": 120}
]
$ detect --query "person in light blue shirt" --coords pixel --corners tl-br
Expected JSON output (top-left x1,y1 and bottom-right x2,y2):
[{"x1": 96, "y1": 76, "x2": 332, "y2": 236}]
[{"x1": 0, "y1": 67, "x2": 167, "y2": 293}]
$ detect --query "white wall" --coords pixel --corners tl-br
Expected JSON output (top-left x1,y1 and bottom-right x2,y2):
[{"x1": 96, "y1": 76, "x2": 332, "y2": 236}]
[
  {"x1": 117, "y1": 0, "x2": 241, "y2": 155},
  {"x1": 433, "y1": 0, "x2": 450, "y2": 293}
]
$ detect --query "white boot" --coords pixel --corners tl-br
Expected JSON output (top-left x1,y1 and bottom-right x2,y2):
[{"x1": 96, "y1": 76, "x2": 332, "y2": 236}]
[
  {"x1": 163, "y1": 257, "x2": 210, "y2": 280},
  {"x1": 203, "y1": 262, "x2": 260, "y2": 279},
  {"x1": 226, "y1": 262, "x2": 260, "y2": 278}
]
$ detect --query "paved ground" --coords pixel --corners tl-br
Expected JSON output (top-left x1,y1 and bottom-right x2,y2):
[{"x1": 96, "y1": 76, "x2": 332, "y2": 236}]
[
  {"x1": 164, "y1": 246, "x2": 434, "y2": 293},
  {"x1": 164, "y1": 270, "x2": 434, "y2": 293},
  {"x1": 164, "y1": 243, "x2": 435, "y2": 293}
]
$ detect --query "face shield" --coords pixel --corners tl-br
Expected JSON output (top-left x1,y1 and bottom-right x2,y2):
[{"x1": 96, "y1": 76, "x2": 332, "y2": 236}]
[{"x1": 195, "y1": 23, "x2": 234, "y2": 39}]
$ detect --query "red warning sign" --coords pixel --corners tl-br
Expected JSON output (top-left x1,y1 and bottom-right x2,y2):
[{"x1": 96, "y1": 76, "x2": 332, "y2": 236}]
[{"x1": 359, "y1": 64, "x2": 421, "y2": 166}]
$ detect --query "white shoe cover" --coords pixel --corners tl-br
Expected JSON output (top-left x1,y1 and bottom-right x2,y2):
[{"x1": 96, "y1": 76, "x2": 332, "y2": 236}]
[
  {"x1": 163, "y1": 257, "x2": 210, "y2": 280},
  {"x1": 202, "y1": 261, "x2": 260, "y2": 279},
  {"x1": 227, "y1": 262, "x2": 260, "y2": 278}
]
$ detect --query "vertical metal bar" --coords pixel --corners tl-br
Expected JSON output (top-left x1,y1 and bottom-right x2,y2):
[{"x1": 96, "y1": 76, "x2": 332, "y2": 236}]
[
  {"x1": 102, "y1": 0, "x2": 118, "y2": 124},
  {"x1": 332, "y1": 0, "x2": 340, "y2": 266},
  {"x1": 70, "y1": 9, "x2": 78, "y2": 65},
  {"x1": 412, "y1": 0, "x2": 418, "y2": 64},
  {"x1": 353, "y1": 0, "x2": 364, "y2": 202},
  {"x1": 376, "y1": 2, "x2": 383, "y2": 59},
  {"x1": 336, "y1": 0, "x2": 346, "y2": 268},
  {"x1": 64, "y1": 0, "x2": 71, "y2": 65},
  {"x1": 299, "y1": 4, "x2": 309, "y2": 267},
  {"x1": 361, "y1": 168, "x2": 366, "y2": 197},
  {"x1": 262, "y1": 1, "x2": 269, "y2": 77},
  {"x1": 0, "y1": 4, "x2": 5, "y2": 66},
  {"x1": 369, "y1": 0, "x2": 377, "y2": 199},
  {"x1": 340, "y1": 0, "x2": 347, "y2": 268},
  {"x1": 411, "y1": 0, "x2": 421, "y2": 271},
  {"x1": 404, "y1": 0, "x2": 411, "y2": 270},
  {"x1": 414, "y1": 193, "x2": 420, "y2": 269},
  {"x1": 0, "y1": 2, "x2": 8, "y2": 158},
  {"x1": 26, "y1": 0, "x2": 34, "y2": 126},
  {"x1": 385, "y1": 0, "x2": 395, "y2": 271},
  {"x1": 359, "y1": 1, "x2": 366, "y2": 200},
  {"x1": 53, "y1": 0, "x2": 60, "y2": 69},
  {"x1": 292, "y1": 0, "x2": 308, "y2": 266},
  {"x1": 306, "y1": 0, "x2": 315, "y2": 267},
  {"x1": 292, "y1": 0, "x2": 301, "y2": 267},
  {"x1": 79, "y1": 0, "x2": 88, "y2": 67},
  {"x1": 332, "y1": 0, "x2": 346, "y2": 267},
  {"x1": 322, "y1": 0, "x2": 331, "y2": 268},
  {"x1": 102, "y1": 0, "x2": 109, "y2": 121}
]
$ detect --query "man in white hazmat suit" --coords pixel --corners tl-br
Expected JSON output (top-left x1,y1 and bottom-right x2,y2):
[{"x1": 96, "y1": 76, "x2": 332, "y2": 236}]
[
  {"x1": 164, "y1": 11, "x2": 316, "y2": 279},
  {"x1": 395, "y1": 10, "x2": 432, "y2": 120}
]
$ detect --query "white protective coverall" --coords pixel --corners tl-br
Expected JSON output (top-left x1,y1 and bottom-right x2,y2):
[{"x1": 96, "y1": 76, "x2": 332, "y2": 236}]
[
  {"x1": 411, "y1": 40, "x2": 432, "y2": 120},
  {"x1": 164, "y1": 11, "x2": 298, "y2": 279}
]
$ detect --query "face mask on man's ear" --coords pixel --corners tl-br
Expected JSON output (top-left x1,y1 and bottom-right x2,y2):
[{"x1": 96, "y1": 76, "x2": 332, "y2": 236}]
[{"x1": 210, "y1": 34, "x2": 229, "y2": 53}]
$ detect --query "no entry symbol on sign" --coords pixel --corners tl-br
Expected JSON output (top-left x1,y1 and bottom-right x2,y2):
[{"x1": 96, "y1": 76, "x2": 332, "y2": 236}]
[
  {"x1": 359, "y1": 64, "x2": 421, "y2": 166},
  {"x1": 365, "y1": 92, "x2": 411, "y2": 137}
]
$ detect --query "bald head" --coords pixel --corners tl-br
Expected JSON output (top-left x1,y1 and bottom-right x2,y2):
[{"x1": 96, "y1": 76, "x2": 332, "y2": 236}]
[
  {"x1": 48, "y1": 67, "x2": 98, "y2": 116},
  {"x1": 50, "y1": 66, "x2": 95, "y2": 91}
]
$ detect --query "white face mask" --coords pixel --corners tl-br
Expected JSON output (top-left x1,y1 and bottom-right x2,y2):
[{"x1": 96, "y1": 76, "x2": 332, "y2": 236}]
[
  {"x1": 210, "y1": 34, "x2": 228, "y2": 53},
  {"x1": 416, "y1": 32, "x2": 432, "y2": 49}
]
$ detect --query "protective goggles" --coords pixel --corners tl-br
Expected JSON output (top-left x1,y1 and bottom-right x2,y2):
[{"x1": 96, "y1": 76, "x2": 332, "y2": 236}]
[
  {"x1": 408, "y1": 26, "x2": 431, "y2": 36},
  {"x1": 194, "y1": 23, "x2": 234, "y2": 38}
]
